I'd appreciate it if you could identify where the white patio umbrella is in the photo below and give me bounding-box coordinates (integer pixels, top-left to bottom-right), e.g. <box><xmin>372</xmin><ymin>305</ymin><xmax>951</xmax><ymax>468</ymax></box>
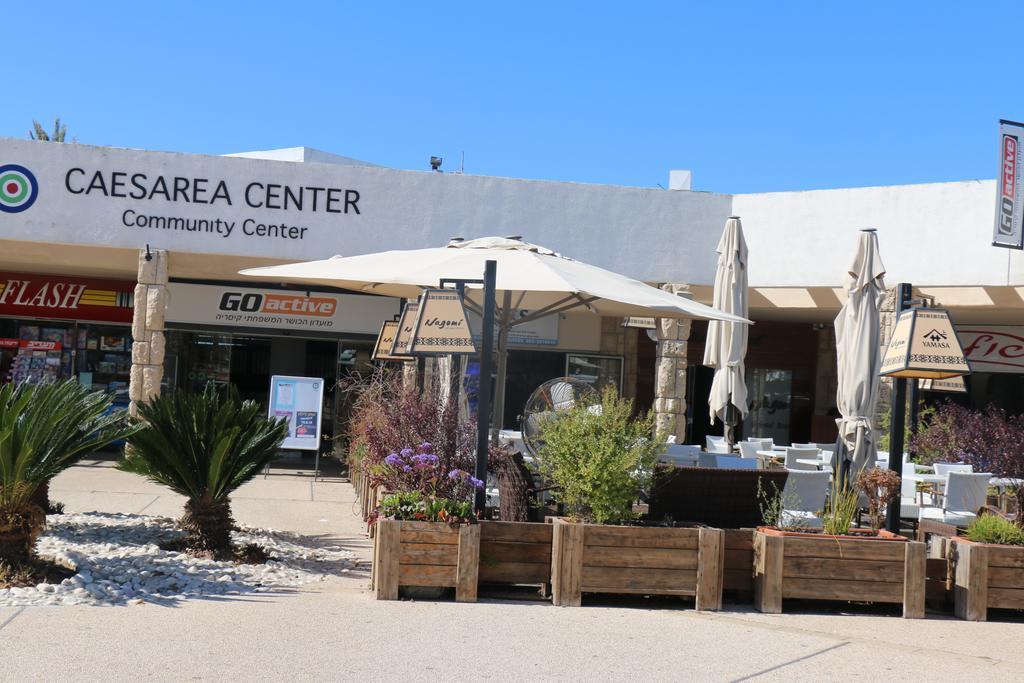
<box><xmin>240</xmin><ymin>236</ymin><xmax>749</xmax><ymax>435</ymax></box>
<box><xmin>703</xmin><ymin>217</ymin><xmax>749</xmax><ymax>446</ymax></box>
<box><xmin>834</xmin><ymin>229</ymin><xmax>887</xmax><ymax>476</ymax></box>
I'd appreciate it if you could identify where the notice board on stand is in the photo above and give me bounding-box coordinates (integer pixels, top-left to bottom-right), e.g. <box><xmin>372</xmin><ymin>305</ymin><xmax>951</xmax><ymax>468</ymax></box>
<box><xmin>268</xmin><ymin>375</ymin><xmax>324</xmax><ymax>451</ymax></box>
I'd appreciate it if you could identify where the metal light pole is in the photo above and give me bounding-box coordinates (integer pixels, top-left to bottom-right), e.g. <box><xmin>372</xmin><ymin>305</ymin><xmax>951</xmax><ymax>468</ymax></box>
<box><xmin>884</xmin><ymin>282</ymin><xmax>912</xmax><ymax>533</ymax></box>
<box><xmin>474</xmin><ymin>260</ymin><xmax>497</xmax><ymax>514</ymax></box>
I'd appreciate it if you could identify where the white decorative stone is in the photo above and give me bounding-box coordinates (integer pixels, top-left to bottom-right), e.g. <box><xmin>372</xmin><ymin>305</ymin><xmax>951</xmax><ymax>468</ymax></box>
<box><xmin>0</xmin><ymin>511</ymin><xmax>356</xmax><ymax>608</ymax></box>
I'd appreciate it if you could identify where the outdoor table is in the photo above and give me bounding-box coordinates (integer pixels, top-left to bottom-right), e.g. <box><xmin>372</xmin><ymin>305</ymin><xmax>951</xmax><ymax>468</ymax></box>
<box><xmin>756</xmin><ymin>450</ymin><xmax>785</xmax><ymax>468</ymax></box>
<box><xmin>906</xmin><ymin>473</ymin><xmax>946</xmax><ymax>485</ymax></box>
<box><xmin>795</xmin><ymin>458</ymin><xmax>833</xmax><ymax>471</ymax></box>
<box><xmin>904</xmin><ymin>472</ymin><xmax>946</xmax><ymax>508</ymax></box>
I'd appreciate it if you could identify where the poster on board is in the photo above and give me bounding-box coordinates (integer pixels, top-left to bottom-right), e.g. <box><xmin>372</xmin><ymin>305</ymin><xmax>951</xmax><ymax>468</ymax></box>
<box><xmin>268</xmin><ymin>375</ymin><xmax>324</xmax><ymax>451</ymax></box>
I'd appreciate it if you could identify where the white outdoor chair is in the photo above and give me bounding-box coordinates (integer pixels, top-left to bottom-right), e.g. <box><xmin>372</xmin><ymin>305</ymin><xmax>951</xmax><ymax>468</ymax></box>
<box><xmin>792</xmin><ymin>442</ymin><xmax>817</xmax><ymax>450</ymax></box>
<box><xmin>900</xmin><ymin>471</ymin><xmax>925</xmax><ymax>519</ymax></box>
<box><xmin>918</xmin><ymin>472</ymin><xmax>991</xmax><ymax>527</ymax></box>
<box><xmin>784</xmin><ymin>447</ymin><xmax>819</xmax><ymax>471</ymax></box>
<box><xmin>815</xmin><ymin>442</ymin><xmax>837</xmax><ymax>453</ymax></box>
<box><xmin>738</xmin><ymin>441</ymin><xmax>762</xmax><ymax>459</ymax></box>
<box><xmin>715</xmin><ymin>455</ymin><xmax>758</xmax><ymax>469</ymax></box>
<box><xmin>779</xmin><ymin>470</ymin><xmax>830</xmax><ymax>529</ymax></box>
<box><xmin>706</xmin><ymin>436</ymin><xmax>731</xmax><ymax>454</ymax></box>
<box><xmin>698</xmin><ymin>452</ymin><xmax>719</xmax><ymax>468</ymax></box>
<box><xmin>660</xmin><ymin>444</ymin><xmax>700</xmax><ymax>467</ymax></box>
<box><xmin>901</xmin><ymin>453</ymin><xmax>923</xmax><ymax>475</ymax></box>
<box><xmin>933</xmin><ymin>462</ymin><xmax>973</xmax><ymax>476</ymax></box>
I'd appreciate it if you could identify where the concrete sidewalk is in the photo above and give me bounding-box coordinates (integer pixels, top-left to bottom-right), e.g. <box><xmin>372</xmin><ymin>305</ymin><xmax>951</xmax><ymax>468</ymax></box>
<box><xmin>0</xmin><ymin>461</ymin><xmax>1022</xmax><ymax>681</ymax></box>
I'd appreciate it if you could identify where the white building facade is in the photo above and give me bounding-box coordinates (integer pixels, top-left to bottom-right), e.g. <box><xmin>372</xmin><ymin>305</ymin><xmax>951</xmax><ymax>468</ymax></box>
<box><xmin>0</xmin><ymin>137</ymin><xmax>1019</xmax><ymax>446</ymax></box>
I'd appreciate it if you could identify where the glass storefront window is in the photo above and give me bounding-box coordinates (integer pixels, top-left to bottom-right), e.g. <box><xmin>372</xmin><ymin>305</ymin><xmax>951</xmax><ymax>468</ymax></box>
<box><xmin>75</xmin><ymin>324</ymin><xmax>133</xmax><ymax>402</ymax></box>
<box><xmin>566</xmin><ymin>354</ymin><xmax>623</xmax><ymax>393</ymax></box>
<box><xmin>0</xmin><ymin>319</ymin><xmax>132</xmax><ymax>401</ymax></box>
<box><xmin>744</xmin><ymin>368</ymin><xmax>793</xmax><ymax>444</ymax></box>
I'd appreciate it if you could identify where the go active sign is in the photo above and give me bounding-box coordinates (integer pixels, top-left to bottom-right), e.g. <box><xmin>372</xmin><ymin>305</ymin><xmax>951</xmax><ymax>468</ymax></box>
<box><xmin>166</xmin><ymin>282</ymin><xmax>399</xmax><ymax>335</ymax></box>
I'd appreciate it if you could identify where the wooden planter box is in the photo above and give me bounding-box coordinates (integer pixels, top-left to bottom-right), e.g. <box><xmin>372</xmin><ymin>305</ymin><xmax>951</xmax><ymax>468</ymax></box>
<box><xmin>951</xmin><ymin>538</ymin><xmax>1024</xmax><ymax>621</ymax></box>
<box><xmin>753</xmin><ymin>528</ymin><xmax>926</xmax><ymax>618</ymax></box>
<box><xmin>723</xmin><ymin>529</ymin><xmax>755</xmax><ymax>597</ymax></box>
<box><xmin>550</xmin><ymin>519</ymin><xmax>724</xmax><ymax>609</ymax></box>
<box><xmin>478</xmin><ymin>521</ymin><xmax>553</xmax><ymax>590</ymax></box>
<box><xmin>374</xmin><ymin>520</ymin><xmax>480</xmax><ymax>602</ymax></box>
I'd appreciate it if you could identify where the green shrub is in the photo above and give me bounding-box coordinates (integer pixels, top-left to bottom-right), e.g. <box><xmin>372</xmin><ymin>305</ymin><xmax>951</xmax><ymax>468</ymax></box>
<box><xmin>535</xmin><ymin>386</ymin><xmax>664</xmax><ymax>524</ymax></box>
<box><xmin>965</xmin><ymin>514</ymin><xmax>1024</xmax><ymax>546</ymax></box>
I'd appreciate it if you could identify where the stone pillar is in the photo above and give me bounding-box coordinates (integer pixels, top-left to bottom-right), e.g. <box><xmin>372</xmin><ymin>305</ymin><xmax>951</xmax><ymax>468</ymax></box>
<box><xmin>599</xmin><ymin>317</ymin><xmax>638</xmax><ymax>399</ymax></box>
<box><xmin>129</xmin><ymin>249</ymin><xmax>169</xmax><ymax>416</ymax></box>
<box><xmin>653</xmin><ymin>284</ymin><xmax>692</xmax><ymax>442</ymax></box>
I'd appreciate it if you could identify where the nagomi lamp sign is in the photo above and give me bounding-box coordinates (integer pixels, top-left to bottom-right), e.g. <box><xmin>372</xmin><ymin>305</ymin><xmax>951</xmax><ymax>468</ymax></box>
<box><xmin>408</xmin><ymin>289</ymin><xmax>476</xmax><ymax>356</ymax></box>
<box><xmin>372</xmin><ymin>319</ymin><xmax>413</xmax><ymax>362</ymax></box>
<box><xmin>389</xmin><ymin>302</ymin><xmax>419</xmax><ymax>357</ymax></box>
<box><xmin>994</xmin><ymin>119</ymin><xmax>1024</xmax><ymax>249</ymax></box>
<box><xmin>920</xmin><ymin>376</ymin><xmax>967</xmax><ymax>393</ymax></box>
<box><xmin>880</xmin><ymin>308</ymin><xmax>971</xmax><ymax>379</ymax></box>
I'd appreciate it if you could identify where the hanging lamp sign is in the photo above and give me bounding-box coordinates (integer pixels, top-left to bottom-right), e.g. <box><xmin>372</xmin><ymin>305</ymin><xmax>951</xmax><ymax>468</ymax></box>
<box><xmin>372</xmin><ymin>319</ymin><xmax>413</xmax><ymax>362</ymax></box>
<box><xmin>920</xmin><ymin>376</ymin><xmax>967</xmax><ymax>393</ymax></box>
<box><xmin>409</xmin><ymin>288</ymin><xmax>477</xmax><ymax>355</ymax></box>
<box><xmin>880</xmin><ymin>307</ymin><xmax>971</xmax><ymax>379</ymax></box>
<box><xmin>390</xmin><ymin>301</ymin><xmax>419</xmax><ymax>357</ymax></box>
<box><xmin>621</xmin><ymin>316</ymin><xmax>656</xmax><ymax>329</ymax></box>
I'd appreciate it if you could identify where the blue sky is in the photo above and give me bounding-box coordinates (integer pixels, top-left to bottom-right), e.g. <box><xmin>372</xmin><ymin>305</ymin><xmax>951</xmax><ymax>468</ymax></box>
<box><xmin>3</xmin><ymin>2</ymin><xmax>1021</xmax><ymax>193</ymax></box>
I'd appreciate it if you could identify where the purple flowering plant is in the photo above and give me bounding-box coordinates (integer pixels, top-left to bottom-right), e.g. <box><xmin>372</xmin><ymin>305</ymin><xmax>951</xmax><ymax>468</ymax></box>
<box><xmin>378</xmin><ymin>441</ymin><xmax>483</xmax><ymax>501</ymax></box>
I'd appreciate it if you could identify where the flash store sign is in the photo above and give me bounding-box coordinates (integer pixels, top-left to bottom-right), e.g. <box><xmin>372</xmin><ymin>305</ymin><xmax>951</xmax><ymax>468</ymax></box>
<box><xmin>409</xmin><ymin>289</ymin><xmax>476</xmax><ymax>355</ymax></box>
<box><xmin>880</xmin><ymin>308</ymin><xmax>971</xmax><ymax>379</ymax></box>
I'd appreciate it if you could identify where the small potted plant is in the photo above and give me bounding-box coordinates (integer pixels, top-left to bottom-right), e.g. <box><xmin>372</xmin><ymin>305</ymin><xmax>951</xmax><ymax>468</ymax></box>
<box><xmin>754</xmin><ymin>467</ymin><xmax>927</xmax><ymax>618</ymax></box>
<box><xmin>536</xmin><ymin>387</ymin><xmax>725</xmax><ymax>609</ymax></box>
<box><xmin>371</xmin><ymin>442</ymin><xmax>483</xmax><ymax>602</ymax></box>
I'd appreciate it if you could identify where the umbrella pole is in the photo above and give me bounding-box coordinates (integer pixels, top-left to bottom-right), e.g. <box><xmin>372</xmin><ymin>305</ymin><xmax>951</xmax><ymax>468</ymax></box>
<box><xmin>885</xmin><ymin>282</ymin><xmax>913</xmax><ymax>533</ymax></box>
<box><xmin>490</xmin><ymin>291</ymin><xmax>514</xmax><ymax>445</ymax></box>
<box><xmin>474</xmin><ymin>260</ymin><xmax>498</xmax><ymax>515</ymax></box>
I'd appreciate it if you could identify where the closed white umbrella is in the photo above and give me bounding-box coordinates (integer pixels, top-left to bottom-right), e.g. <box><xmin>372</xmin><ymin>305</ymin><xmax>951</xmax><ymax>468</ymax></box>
<box><xmin>703</xmin><ymin>217</ymin><xmax>749</xmax><ymax>446</ymax></box>
<box><xmin>241</xmin><ymin>236</ymin><xmax>749</xmax><ymax>434</ymax></box>
<box><xmin>834</xmin><ymin>229</ymin><xmax>887</xmax><ymax>475</ymax></box>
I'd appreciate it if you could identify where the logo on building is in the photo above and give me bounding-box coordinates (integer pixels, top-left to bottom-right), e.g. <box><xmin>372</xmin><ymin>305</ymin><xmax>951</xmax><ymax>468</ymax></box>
<box><xmin>922</xmin><ymin>328</ymin><xmax>948</xmax><ymax>343</ymax></box>
<box><xmin>218</xmin><ymin>291</ymin><xmax>337</xmax><ymax>317</ymax></box>
<box><xmin>0</xmin><ymin>164</ymin><xmax>39</xmax><ymax>213</ymax></box>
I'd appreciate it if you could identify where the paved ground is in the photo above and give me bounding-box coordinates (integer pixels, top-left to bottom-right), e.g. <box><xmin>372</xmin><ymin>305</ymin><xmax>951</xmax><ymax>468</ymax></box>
<box><xmin>1</xmin><ymin>458</ymin><xmax>1022</xmax><ymax>681</ymax></box>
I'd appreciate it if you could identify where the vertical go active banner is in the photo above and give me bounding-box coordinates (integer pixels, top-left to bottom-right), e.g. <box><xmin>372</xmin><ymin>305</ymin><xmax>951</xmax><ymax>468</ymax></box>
<box><xmin>994</xmin><ymin>119</ymin><xmax>1024</xmax><ymax>249</ymax></box>
<box><xmin>268</xmin><ymin>375</ymin><xmax>324</xmax><ymax>451</ymax></box>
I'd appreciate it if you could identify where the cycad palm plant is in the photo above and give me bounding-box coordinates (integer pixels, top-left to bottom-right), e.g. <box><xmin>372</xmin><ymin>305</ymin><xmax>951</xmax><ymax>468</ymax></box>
<box><xmin>119</xmin><ymin>385</ymin><xmax>287</xmax><ymax>557</ymax></box>
<box><xmin>0</xmin><ymin>380</ymin><xmax>135</xmax><ymax>566</ymax></box>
